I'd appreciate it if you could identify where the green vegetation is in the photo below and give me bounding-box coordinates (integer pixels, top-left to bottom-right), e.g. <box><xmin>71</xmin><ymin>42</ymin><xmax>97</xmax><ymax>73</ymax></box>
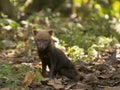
<box><xmin>0</xmin><ymin>64</ymin><xmax>33</xmax><ymax>88</ymax></box>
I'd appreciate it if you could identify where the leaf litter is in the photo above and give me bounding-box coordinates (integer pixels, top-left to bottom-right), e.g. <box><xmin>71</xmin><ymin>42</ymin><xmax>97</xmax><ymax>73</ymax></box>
<box><xmin>0</xmin><ymin>44</ymin><xmax>120</xmax><ymax>90</ymax></box>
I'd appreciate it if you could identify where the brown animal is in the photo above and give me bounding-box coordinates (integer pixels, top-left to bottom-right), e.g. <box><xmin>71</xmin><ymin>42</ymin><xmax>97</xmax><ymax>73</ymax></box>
<box><xmin>34</xmin><ymin>30</ymin><xmax>82</xmax><ymax>81</ymax></box>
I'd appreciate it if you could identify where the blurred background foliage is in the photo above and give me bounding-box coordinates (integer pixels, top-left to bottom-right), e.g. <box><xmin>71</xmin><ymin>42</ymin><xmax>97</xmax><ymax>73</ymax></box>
<box><xmin>0</xmin><ymin>0</ymin><xmax>120</xmax><ymax>61</ymax></box>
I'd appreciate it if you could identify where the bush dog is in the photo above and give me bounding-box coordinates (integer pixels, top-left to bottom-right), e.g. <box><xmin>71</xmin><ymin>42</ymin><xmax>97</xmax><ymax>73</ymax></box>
<box><xmin>34</xmin><ymin>30</ymin><xmax>82</xmax><ymax>81</ymax></box>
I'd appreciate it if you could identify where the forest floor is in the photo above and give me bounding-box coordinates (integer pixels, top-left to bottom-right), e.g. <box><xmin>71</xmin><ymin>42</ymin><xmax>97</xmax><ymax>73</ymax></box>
<box><xmin>0</xmin><ymin>44</ymin><xmax>120</xmax><ymax>90</ymax></box>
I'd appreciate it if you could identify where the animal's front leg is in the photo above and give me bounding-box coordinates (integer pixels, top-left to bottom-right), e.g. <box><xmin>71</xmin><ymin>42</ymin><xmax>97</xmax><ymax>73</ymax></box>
<box><xmin>41</xmin><ymin>62</ymin><xmax>47</xmax><ymax>77</ymax></box>
<box><xmin>49</xmin><ymin>57</ymin><xmax>57</xmax><ymax>79</ymax></box>
<box><xmin>49</xmin><ymin>63</ymin><xmax>56</xmax><ymax>78</ymax></box>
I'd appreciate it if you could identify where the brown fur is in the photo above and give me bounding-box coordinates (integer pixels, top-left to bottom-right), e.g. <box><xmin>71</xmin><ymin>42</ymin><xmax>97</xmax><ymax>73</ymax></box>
<box><xmin>34</xmin><ymin>30</ymin><xmax>52</xmax><ymax>40</ymax></box>
<box><xmin>34</xmin><ymin>30</ymin><xmax>82</xmax><ymax>81</ymax></box>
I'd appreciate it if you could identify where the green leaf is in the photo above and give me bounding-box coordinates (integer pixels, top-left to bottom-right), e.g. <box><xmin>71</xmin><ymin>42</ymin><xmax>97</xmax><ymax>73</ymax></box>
<box><xmin>0</xmin><ymin>19</ymin><xmax>19</xmax><ymax>28</ymax></box>
<box><xmin>2</xmin><ymin>40</ymin><xmax>13</xmax><ymax>47</ymax></box>
<box><xmin>34</xmin><ymin>71</ymin><xmax>44</xmax><ymax>81</ymax></box>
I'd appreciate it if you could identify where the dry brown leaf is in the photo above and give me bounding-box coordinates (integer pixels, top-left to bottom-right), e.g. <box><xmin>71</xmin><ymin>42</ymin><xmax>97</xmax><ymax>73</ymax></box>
<box><xmin>75</xmin><ymin>82</ymin><xmax>92</xmax><ymax>90</ymax></box>
<box><xmin>99</xmin><ymin>74</ymin><xmax>111</xmax><ymax>79</ymax></box>
<box><xmin>104</xmin><ymin>86</ymin><xmax>120</xmax><ymax>90</ymax></box>
<box><xmin>84</xmin><ymin>74</ymin><xmax>98</xmax><ymax>83</ymax></box>
<box><xmin>22</xmin><ymin>71</ymin><xmax>35</xmax><ymax>87</ymax></box>
<box><xmin>112</xmin><ymin>71</ymin><xmax>120</xmax><ymax>79</ymax></box>
<box><xmin>117</xmin><ymin>64</ymin><xmax>120</xmax><ymax>68</ymax></box>
<box><xmin>52</xmin><ymin>83</ymin><xmax>64</xmax><ymax>89</ymax></box>
<box><xmin>48</xmin><ymin>79</ymin><xmax>64</xmax><ymax>89</ymax></box>
<box><xmin>65</xmin><ymin>83</ymin><xmax>76</xmax><ymax>89</ymax></box>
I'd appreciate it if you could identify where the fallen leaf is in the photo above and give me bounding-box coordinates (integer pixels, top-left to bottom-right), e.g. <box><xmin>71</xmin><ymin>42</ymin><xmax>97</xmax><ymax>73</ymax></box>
<box><xmin>84</xmin><ymin>74</ymin><xmax>98</xmax><ymax>84</ymax></box>
<box><xmin>22</xmin><ymin>71</ymin><xmax>35</xmax><ymax>87</ymax></box>
<box><xmin>98</xmin><ymin>74</ymin><xmax>111</xmax><ymax>79</ymax></box>
<box><xmin>75</xmin><ymin>82</ymin><xmax>92</xmax><ymax>90</ymax></box>
<box><xmin>65</xmin><ymin>83</ymin><xmax>76</xmax><ymax>89</ymax></box>
<box><xmin>104</xmin><ymin>86</ymin><xmax>120</xmax><ymax>90</ymax></box>
<box><xmin>48</xmin><ymin>79</ymin><xmax>64</xmax><ymax>89</ymax></box>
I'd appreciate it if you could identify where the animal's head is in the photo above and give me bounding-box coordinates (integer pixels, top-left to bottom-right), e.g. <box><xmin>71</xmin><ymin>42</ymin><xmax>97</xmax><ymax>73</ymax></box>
<box><xmin>34</xmin><ymin>30</ymin><xmax>53</xmax><ymax>51</ymax></box>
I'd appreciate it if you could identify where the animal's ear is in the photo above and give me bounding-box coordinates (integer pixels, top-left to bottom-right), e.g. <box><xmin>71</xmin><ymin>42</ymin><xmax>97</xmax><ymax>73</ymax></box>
<box><xmin>33</xmin><ymin>30</ymin><xmax>38</xmax><ymax>35</ymax></box>
<box><xmin>48</xmin><ymin>30</ymin><xmax>53</xmax><ymax>36</ymax></box>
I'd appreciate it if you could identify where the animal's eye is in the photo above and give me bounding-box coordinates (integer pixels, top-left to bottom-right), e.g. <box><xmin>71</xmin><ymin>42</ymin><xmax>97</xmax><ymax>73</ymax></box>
<box><xmin>44</xmin><ymin>40</ymin><xmax>48</xmax><ymax>42</ymax></box>
<box><xmin>36</xmin><ymin>39</ymin><xmax>40</xmax><ymax>41</ymax></box>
